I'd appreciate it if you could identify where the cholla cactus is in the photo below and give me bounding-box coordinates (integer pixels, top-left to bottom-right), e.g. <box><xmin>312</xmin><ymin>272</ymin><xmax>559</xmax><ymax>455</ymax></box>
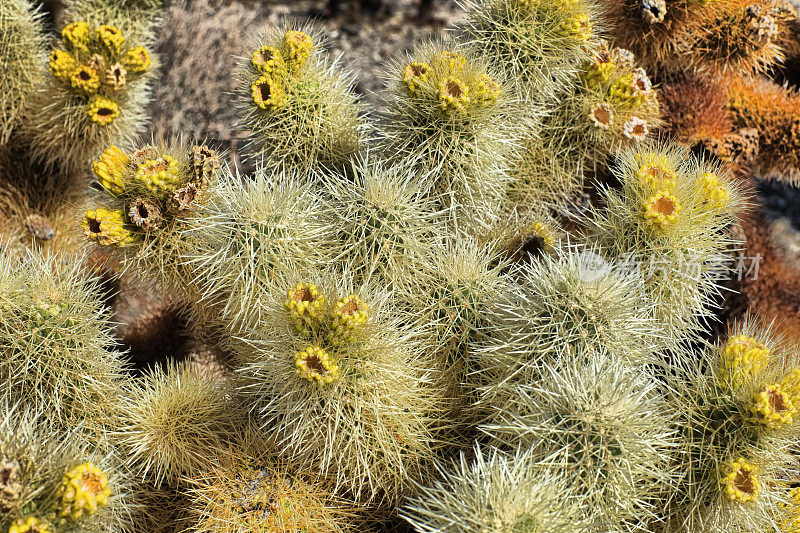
<box><xmin>233</xmin><ymin>268</ymin><xmax>447</xmax><ymax>505</ymax></box>
<box><xmin>0</xmin><ymin>249</ymin><xmax>126</xmax><ymax>427</ymax></box>
<box><xmin>379</xmin><ymin>42</ymin><xmax>522</xmax><ymax>234</ymax></box>
<box><xmin>0</xmin><ymin>0</ymin><xmax>46</xmax><ymax>145</ymax></box>
<box><xmin>318</xmin><ymin>157</ymin><xmax>444</xmax><ymax>287</ymax></box>
<box><xmin>19</xmin><ymin>14</ymin><xmax>159</xmax><ymax>173</ymax></box>
<box><xmin>456</xmin><ymin>0</ymin><xmax>601</xmax><ymax>103</ymax></box>
<box><xmin>401</xmin><ymin>446</ymin><xmax>587</xmax><ymax>532</ymax></box>
<box><xmin>236</xmin><ymin>24</ymin><xmax>362</xmax><ymax>171</ymax></box>
<box><xmin>665</xmin><ymin>318</ymin><xmax>800</xmax><ymax>531</ymax></box>
<box><xmin>184</xmin><ymin>440</ymin><xmax>358</xmax><ymax>532</ymax></box>
<box><xmin>112</xmin><ymin>361</ymin><xmax>241</xmax><ymax>486</ymax></box>
<box><xmin>0</xmin><ymin>402</ymin><xmax>131</xmax><ymax>532</ymax></box>
<box><xmin>181</xmin><ymin>164</ymin><xmax>332</xmax><ymax>333</ymax></box>
<box><xmin>727</xmin><ymin>76</ymin><xmax>800</xmax><ymax>185</ymax></box>
<box><xmin>582</xmin><ymin>141</ymin><xmax>746</xmax><ymax>342</ymax></box>
<box><xmin>82</xmin><ymin>140</ymin><xmax>221</xmax><ymax>297</ymax></box>
<box><xmin>479</xmin><ymin>352</ymin><xmax>679</xmax><ymax>531</ymax></box>
<box><xmin>475</xmin><ymin>244</ymin><xmax>658</xmax><ymax>407</ymax></box>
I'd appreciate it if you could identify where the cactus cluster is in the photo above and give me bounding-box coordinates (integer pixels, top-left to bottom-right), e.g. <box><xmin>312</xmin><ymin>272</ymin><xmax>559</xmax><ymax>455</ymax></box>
<box><xmin>0</xmin><ymin>0</ymin><xmax>799</xmax><ymax>531</ymax></box>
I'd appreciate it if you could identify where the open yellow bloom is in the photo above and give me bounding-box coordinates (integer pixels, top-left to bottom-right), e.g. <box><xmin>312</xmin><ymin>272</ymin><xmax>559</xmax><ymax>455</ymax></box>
<box><xmin>70</xmin><ymin>65</ymin><xmax>100</xmax><ymax>95</ymax></box>
<box><xmin>59</xmin><ymin>462</ymin><xmax>112</xmax><ymax>520</ymax></box>
<box><xmin>644</xmin><ymin>191</ymin><xmax>682</xmax><ymax>230</ymax></box>
<box><xmin>636</xmin><ymin>156</ymin><xmax>677</xmax><ymax>190</ymax></box>
<box><xmin>402</xmin><ymin>61</ymin><xmax>429</xmax><ymax>95</ymax></box>
<box><xmin>97</xmin><ymin>25</ymin><xmax>124</xmax><ymax>55</ymax></box>
<box><xmin>9</xmin><ymin>516</ymin><xmax>52</xmax><ymax>533</ymax></box>
<box><xmin>251</xmin><ymin>75</ymin><xmax>287</xmax><ymax>111</ymax></box>
<box><xmin>62</xmin><ymin>21</ymin><xmax>90</xmax><ymax>51</ymax></box>
<box><xmin>135</xmin><ymin>155</ymin><xmax>181</xmax><ymax>194</ymax></box>
<box><xmin>251</xmin><ymin>45</ymin><xmax>286</xmax><ymax>74</ymax></box>
<box><xmin>122</xmin><ymin>46</ymin><xmax>151</xmax><ymax>73</ymax></box>
<box><xmin>282</xmin><ymin>30</ymin><xmax>313</xmax><ymax>70</ymax></box>
<box><xmin>433</xmin><ymin>50</ymin><xmax>466</xmax><ymax>71</ymax></box>
<box><xmin>295</xmin><ymin>346</ymin><xmax>340</xmax><ymax>384</ymax></box>
<box><xmin>720</xmin><ymin>334</ymin><xmax>770</xmax><ymax>384</ymax></box>
<box><xmin>92</xmin><ymin>145</ymin><xmax>130</xmax><ymax>195</ymax></box>
<box><xmin>284</xmin><ymin>283</ymin><xmax>326</xmax><ymax>331</ymax></box>
<box><xmin>82</xmin><ymin>208</ymin><xmax>136</xmax><ymax>246</ymax></box>
<box><xmin>438</xmin><ymin>77</ymin><xmax>471</xmax><ymax>112</ymax></box>
<box><xmin>49</xmin><ymin>49</ymin><xmax>77</xmax><ymax>81</ymax></box>
<box><xmin>87</xmin><ymin>97</ymin><xmax>120</xmax><ymax>125</ymax></box>
<box><xmin>720</xmin><ymin>458</ymin><xmax>760</xmax><ymax>503</ymax></box>
<box><xmin>751</xmin><ymin>383</ymin><xmax>796</xmax><ymax>429</ymax></box>
<box><xmin>699</xmin><ymin>172</ymin><xmax>730</xmax><ymax>211</ymax></box>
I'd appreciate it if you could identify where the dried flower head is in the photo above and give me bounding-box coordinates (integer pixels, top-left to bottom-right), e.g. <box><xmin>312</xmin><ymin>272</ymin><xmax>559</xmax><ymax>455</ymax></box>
<box><xmin>105</xmin><ymin>63</ymin><xmax>126</xmax><ymax>90</ymax></box>
<box><xmin>49</xmin><ymin>49</ymin><xmax>76</xmax><ymax>81</ymax></box>
<box><xmin>86</xmin><ymin>96</ymin><xmax>119</xmax><ymax>125</ymax></box>
<box><xmin>70</xmin><ymin>65</ymin><xmax>100</xmax><ymax>95</ymax></box>
<box><xmin>82</xmin><ymin>208</ymin><xmax>136</xmax><ymax>246</ymax></box>
<box><xmin>0</xmin><ymin>460</ymin><xmax>23</xmax><ymax>512</ymax></box>
<box><xmin>191</xmin><ymin>145</ymin><xmax>219</xmax><ymax>187</ymax></box>
<box><xmin>58</xmin><ymin>462</ymin><xmax>111</xmax><ymax>520</ymax></box>
<box><xmin>623</xmin><ymin>117</ymin><xmax>649</xmax><ymax>141</ymax></box>
<box><xmin>589</xmin><ymin>102</ymin><xmax>614</xmax><ymax>129</ymax></box>
<box><xmin>23</xmin><ymin>214</ymin><xmax>55</xmax><ymax>241</ymax></box>
<box><xmin>294</xmin><ymin>346</ymin><xmax>339</xmax><ymax>384</ymax></box>
<box><xmin>641</xmin><ymin>0</ymin><xmax>667</xmax><ymax>23</ymax></box>
<box><xmin>122</xmin><ymin>46</ymin><xmax>151</xmax><ymax>73</ymax></box>
<box><xmin>721</xmin><ymin>458</ymin><xmax>761</xmax><ymax>503</ymax></box>
<box><xmin>251</xmin><ymin>75</ymin><xmax>286</xmax><ymax>111</ymax></box>
<box><xmin>751</xmin><ymin>383</ymin><xmax>796</xmax><ymax>429</ymax></box>
<box><xmin>644</xmin><ymin>190</ymin><xmax>682</xmax><ymax>229</ymax></box>
<box><xmin>168</xmin><ymin>183</ymin><xmax>200</xmax><ymax>214</ymax></box>
<box><xmin>251</xmin><ymin>45</ymin><xmax>285</xmax><ymax>74</ymax></box>
<box><xmin>128</xmin><ymin>198</ymin><xmax>164</xmax><ymax>231</ymax></box>
<box><xmin>96</xmin><ymin>25</ymin><xmax>123</xmax><ymax>55</ymax></box>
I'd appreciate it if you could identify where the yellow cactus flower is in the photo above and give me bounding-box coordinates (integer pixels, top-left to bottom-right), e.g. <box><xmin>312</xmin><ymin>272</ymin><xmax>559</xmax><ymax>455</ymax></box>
<box><xmin>122</xmin><ymin>46</ymin><xmax>151</xmax><ymax>73</ymax></box>
<box><xmin>585</xmin><ymin>60</ymin><xmax>615</xmax><ymax>87</ymax></box>
<box><xmin>251</xmin><ymin>45</ymin><xmax>286</xmax><ymax>74</ymax></box>
<box><xmin>720</xmin><ymin>458</ymin><xmax>760</xmax><ymax>503</ymax></box>
<box><xmin>610</xmin><ymin>73</ymin><xmax>649</xmax><ymax>106</ymax></box>
<box><xmin>282</xmin><ymin>30</ymin><xmax>313</xmax><ymax>70</ymax></box>
<box><xmin>698</xmin><ymin>172</ymin><xmax>731</xmax><ymax>211</ymax></box>
<box><xmin>636</xmin><ymin>158</ymin><xmax>677</xmax><ymax>190</ymax></box>
<box><xmin>82</xmin><ymin>208</ymin><xmax>136</xmax><ymax>246</ymax></box>
<box><xmin>251</xmin><ymin>75</ymin><xmax>287</xmax><ymax>111</ymax></box>
<box><xmin>295</xmin><ymin>346</ymin><xmax>340</xmax><ymax>384</ymax></box>
<box><xmin>561</xmin><ymin>13</ymin><xmax>592</xmax><ymax>41</ymax></box>
<box><xmin>720</xmin><ymin>334</ymin><xmax>770</xmax><ymax>384</ymax></box>
<box><xmin>331</xmin><ymin>295</ymin><xmax>368</xmax><ymax>340</ymax></box>
<box><xmin>402</xmin><ymin>61</ymin><xmax>429</xmax><ymax>95</ymax></box>
<box><xmin>92</xmin><ymin>145</ymin><xmax>130</xmax><ymax>195</ymax></box>
<box><xmin>59</xmin><ymin>462</ymin><xmax>112</xmax><ymax>520</ymax></box>
<box><xmin>527</xmin><ymin>222</ymin><xmax>556</xmax><ymax>250</ymax></box>
<box><xmin>781</xmin><ymin>368</ymin><xmax>800</xmax><ymax>398</ymax></box>
<box><xmin>473</xmin><ymin>74</ymin><xmax>501</xmax><ymax>106</ymax></box>
<box><xmin>433</xmin><ymin>50</ymin><xmax>466</xmax><ymax>71</ymax></box>
<box><xmin>70</xmin><ymin>65</ymin><xmax>100</xmax><ymax>95</ymax></box>
<box><xmin>751</xmin><ymin>383</ymin><xmax>796</xmax><ymax>429</ymax></box>
<box><xmin>9</xmin><ymin>516</ymin><xmax>52</xmax><ymax>533</ymax></box>
<box><xmin>49</xmin><ymin>49</ymin><xmax>77</xmax><ymax>81</ymax></box>
<box><xmin>135</xmin><ymin>155</ymin><xmax>181</xmax><ymax>194</ymax></box>
<box><xmin>86</xmin><ymin>97</ymin><xmax>120</xmax><ymax>126</ymax></box>
<box><xmin>784</xmin><ymin>487</ymin><xmax>800</xmax><ymax>532</ymax></box>
<box><xmin>97</xmin><ymin>25</ymin><xmax>124</xmax><ymax>55</ymax></box>
<box><xmin>438</xmin><ymin>77</ymin><xmax>471</xmax><ymax>112</ymax></box>
<box><xmin>62</xmin><ymin>21</ymin><xmax>90</xmax><ymax>51</ymax></box>
<box><xmin>644</xmin><ymin>191</ymin><xmax>682</xmax><ymax>230</ymax></box>
<box><xmin>284</xmin><ymin>283</ymin><xmax>326</xmax><ymax>331</ymax></box>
